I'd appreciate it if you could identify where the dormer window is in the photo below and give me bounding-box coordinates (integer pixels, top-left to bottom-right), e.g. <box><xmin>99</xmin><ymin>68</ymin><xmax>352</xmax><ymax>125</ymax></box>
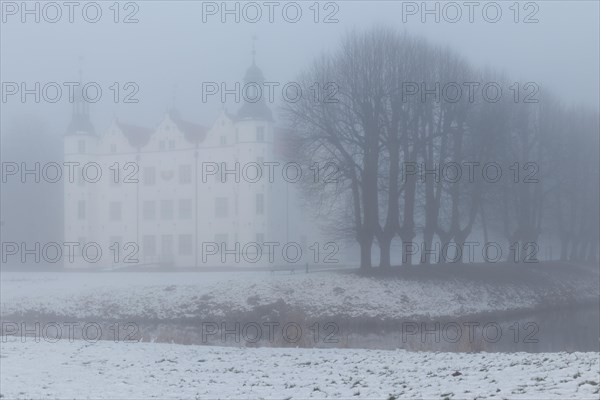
<box><xmin>169</xmin><ymin>140</ymin><xmax>175</xmax><ymax>149</ymax></box>
<box><xmin>110</xmin><ymin>144</ymin><xmax>117</xmax><ymax>153</ymax></box>
<box><xmin>159</xmin><ymin>140</ymin><xmax>165</xmax><ymax>151</ymax></box>
<box><xmin>220</xmin><ymin>136</ymin><xmax>227</xmax><ymax>146</ymax></box>
<box><xmin>78</xmin><ymin>140</ymin><xmax>86</xmax><ymax>154</ymax></box>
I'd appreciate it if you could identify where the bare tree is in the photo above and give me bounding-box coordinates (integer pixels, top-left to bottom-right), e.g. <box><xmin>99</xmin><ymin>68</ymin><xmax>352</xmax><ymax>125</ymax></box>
<box><xmin>285</xmin><ymin>25</ymin><xmax>599</xmax><ymax>269</ymax></box>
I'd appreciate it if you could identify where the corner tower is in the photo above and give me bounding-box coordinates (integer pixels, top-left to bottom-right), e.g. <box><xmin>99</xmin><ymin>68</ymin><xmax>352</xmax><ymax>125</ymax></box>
<box><xmin>234</xmin><ymin>50</ymin><xmax>275</xmax><ymax>258</ymax></box>
<box><xmin>63</xmin><ymin>62</ymin><xmax>98</xmax><ymax>267</ymax></box>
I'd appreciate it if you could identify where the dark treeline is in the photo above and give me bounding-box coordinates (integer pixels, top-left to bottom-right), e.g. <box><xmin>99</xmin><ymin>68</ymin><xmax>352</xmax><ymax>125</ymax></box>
<box><xmin>284</xmin><ymin>27</ymin><xmax>599</xmax><ymax>268</ymax></box>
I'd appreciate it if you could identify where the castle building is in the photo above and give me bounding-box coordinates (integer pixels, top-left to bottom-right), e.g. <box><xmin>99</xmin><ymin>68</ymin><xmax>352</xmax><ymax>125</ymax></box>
<box><xmin>63</xmin><ymin>60</ymin><xmax>314</xmax><ymax>268</ymax></box>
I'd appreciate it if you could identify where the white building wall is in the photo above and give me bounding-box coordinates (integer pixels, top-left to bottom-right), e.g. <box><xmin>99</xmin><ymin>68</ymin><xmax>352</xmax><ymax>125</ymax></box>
<box><xmin>64</xmin><ymin>109</ymin><xmax>323</xmax><ymax>268</ymax></box>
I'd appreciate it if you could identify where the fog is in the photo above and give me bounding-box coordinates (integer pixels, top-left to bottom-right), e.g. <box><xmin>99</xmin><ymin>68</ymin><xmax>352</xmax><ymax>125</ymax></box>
<box><xmin>2</xmin><ymin>1</ymin><xmax>599</xmax><ymax>259</ymax></box>
<box><xmin>1</xmin><ymin>1</ymin><xmax>599</xmax><ymax>398</ymax></box>
<box><xmin>2</xmin><ymin>2</ymin><xmax>598</xmax><ymax>129</ymax></box>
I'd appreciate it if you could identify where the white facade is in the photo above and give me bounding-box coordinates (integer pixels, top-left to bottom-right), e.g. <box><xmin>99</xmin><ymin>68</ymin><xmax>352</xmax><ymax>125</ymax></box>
<box><xmin>64</xmin><ymin>63</ymin><xmax>314</xmax><ymax>268</ymax></box>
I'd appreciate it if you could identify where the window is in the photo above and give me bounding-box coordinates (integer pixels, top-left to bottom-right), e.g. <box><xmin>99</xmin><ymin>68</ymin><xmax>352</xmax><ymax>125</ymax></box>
<box><xmin>78</xmin><ymin>140</ymin><xmax>86</xmax><ymax>153</ymax></box>
<box><xmin>143</xmin><ymin>201</ymin><xmax>155</xmax><ymax>220</ymax></box>
<box><xmin>235</xmin><ymin>128</ymin><xmax>239</xmax><ymax>143</ymax></box>
<box><xmin>77</xmin><ymin>168</ymin><xmax>85</xmax><ymax>186</ymax></box>
<box><xmin>178</xmin><ymin>234</ymin><xmax>192</xmax><ymax>255</ymax></box>
<box><xmin>110</xmin><ymin>165</ymin><xmax>120</xmax><ymax>187</ymax></box>
<box><xmin>161</xmin><ymin>235</ymin><xmax>173</xmax><ymax>256</ymax></box>
<box><xmin>214</xmin><ymin>234</ymin><xmax>228</xmax><ymax>245</ymax></box>
<box><xmin>160</xmin><ymin>199</ymin><xmax>174</xmax><ymax>220</ymax></box>
<box><xmin>143</xmin><ymin>235</ymin><xmax>156</xmax><ymax>257</ymax></box>
<box><xmin>220</xmin><ymin>136</ymin><xmax>226</xmax><ymax>146</ymax></box>
<box><xmin>256</xmin><ymin>233</ymin><xmax>264</xmax><ymax>244</ymax></box>
<box><xmin>110</xmin><ymin>143</ymin><xmax>117</xmax><ymax>153</ymax></box>
<box><xmin>256</xmin><ymin>127</ymin><xmax>265</xmax><ymax>142</ymax></box>
<box><xmin>215</xmin><ymin>197</ymin><xmax>228</xmax><ymax>218</ymax></box>
<box><xmin>178</xmin><ymin>199</ymin><xmax>192</xmax><ymax>219</ymax></box>
<box><xmin>109</xmin><ymin>202</ymin><xmax>122</xmax><ymax>221</ymax></box>
<box><xmin>256</xmin><ymin>193</ymin><xmax>264</xmax><ymax>215</ymax></box>
<box><xmin>179</xmin><ymin>165</ymin><xmax>192</xmax><ymax>184</ymax></box>
<box><xmin>159</xmin><ymin>141</ymin><xmax>165</xmax><ymax>151</ymax></box>
<box><xmin>144</xmin><ymin>167</ymin><xmax>156</xmax><ymax>186</ymax></box>
<box><xmin>169</xmin><ymin>140</ymin><xmax>175</xmax><ymax>149</ymax></box>
<box><xmin>77</xmin><ymin>200</ymin><xmax>85</xmax><ymax>220</ymax></box>
<box><xmin>109</xmin><ymin>236</ymin><xmax>123</xmax><ymax>249</ymax></box>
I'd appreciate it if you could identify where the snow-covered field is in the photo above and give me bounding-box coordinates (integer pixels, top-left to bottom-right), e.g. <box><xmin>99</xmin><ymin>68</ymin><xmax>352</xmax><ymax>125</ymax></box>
<box><xmin>1</xmin><ymin>268</ymin><xmax>598</xmax><ymax>398</ymax></box>
<box><xmin>1</xmin><ymin>266</ymin><xmax>597</xmax><ymax>321</ymax></box>
<box><xmin>1</xmin><ymin>338</ymin><xmax>598</xmax><ymax>399</ymax></box>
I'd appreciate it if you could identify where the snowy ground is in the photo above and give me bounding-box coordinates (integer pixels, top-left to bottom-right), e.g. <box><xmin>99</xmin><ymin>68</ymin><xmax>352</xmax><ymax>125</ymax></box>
<box><xmin>1</xmin><ymin>337</ymin><xmax>598</xmax><ymax>399</ymax></box>
<box><xmin>1</xmin><ymin>265</ymin><xmax>598</xmax><ymax>322</ymax></box>
<box><xmin>1</xmin><ymin>267</ymin><xmax>598</xmax><ymax>398</ymax></box>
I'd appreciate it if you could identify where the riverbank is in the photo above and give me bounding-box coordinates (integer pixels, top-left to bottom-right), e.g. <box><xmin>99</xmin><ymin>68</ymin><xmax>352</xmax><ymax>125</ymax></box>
<box><xmin>2</xmin><ymin>263</ymin><xmax>597</xmax><ymax>323</ymax></box>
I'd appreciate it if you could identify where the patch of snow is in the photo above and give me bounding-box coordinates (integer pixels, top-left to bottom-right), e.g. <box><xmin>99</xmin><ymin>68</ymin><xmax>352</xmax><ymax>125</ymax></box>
<box><xmin>1</xmin><ymin>338</ymin><xmax>598</xmax><ymax>399</ymax></box>
<box><xmin>1</xmin><ymin>270</ymin><xmax>597</xmax><ymax>321</ymax></box>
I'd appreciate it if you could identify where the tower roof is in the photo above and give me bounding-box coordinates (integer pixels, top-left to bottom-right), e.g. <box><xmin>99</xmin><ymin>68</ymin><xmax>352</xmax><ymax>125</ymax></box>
<box><xmin>65</xmin><ymin>111</ymin><xmax>96</xmax><ymax>136</ymax></box>
<box><xmin>244</xmin><ymin>62</ymin><xmax>266</xmax><ymax>84</ymax></box>
<box><xmin>237</xmin><ymin>61</ymin><xmax>273</xmax><ymax>122</ymax></box>
<box><xmin>65</xmin><ymin>58</ymin><xmax>96</xmax><ymax>136</ymax></box>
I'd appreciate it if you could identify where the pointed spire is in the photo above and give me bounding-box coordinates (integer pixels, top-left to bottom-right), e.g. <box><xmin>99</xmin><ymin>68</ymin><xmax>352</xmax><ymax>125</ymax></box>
<box><xmin>251</xmin><ymin>34</ymin><xmax>257</xmax><ymax>65</ymax></box>
<box><xmin>239</xmin><ymin>40</ymin><xmax>273</xmax><ymax>122</ymax></box>
<box><xmin>74</xmin><ymin>55</ymin><xmax>87</xmax><ymax>116</ymax></box>
<box><xmin>65</xmin><ymin>56</ymin><xmax>95</xmax><ymax>136</ymax></box>
<box><xmin>78</xmin><ymin>55</ymin><xmax>83</xmax><ymax>83</ymax></box>
<box><xmin>171</xmin><ymin>83</ymin><xmax>178</xmax><ymax>110</ymax></box>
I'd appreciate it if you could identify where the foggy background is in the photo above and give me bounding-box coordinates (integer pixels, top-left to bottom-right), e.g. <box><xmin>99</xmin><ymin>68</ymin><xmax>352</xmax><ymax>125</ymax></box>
<box><xmin>1</xmin><ymin>0</ymin><xmax>599</xmax><ymax>263</ymax></box>
<box><xmin>1</xmin><ymin>3</ymin><xmax>600</xmax><ymax>397</ymax></box>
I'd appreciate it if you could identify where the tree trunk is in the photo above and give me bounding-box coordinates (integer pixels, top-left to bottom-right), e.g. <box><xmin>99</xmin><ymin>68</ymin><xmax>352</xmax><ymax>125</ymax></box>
<box><xmin>379</xmin><ymin>238</ymin><xmax>391</xmax><ymax>268</ymax></box>
<box><xmin>360</xmin><ymin>235</ymin><xmax>373</xmax><ymax>269</ymax></box>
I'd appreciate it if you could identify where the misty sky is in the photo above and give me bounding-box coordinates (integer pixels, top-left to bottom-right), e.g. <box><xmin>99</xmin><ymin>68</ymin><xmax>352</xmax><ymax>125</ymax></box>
<box><xmin>1</xmin><ymin>1</ymin><xmax>599</xmax><ymax>137</ymax></box>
